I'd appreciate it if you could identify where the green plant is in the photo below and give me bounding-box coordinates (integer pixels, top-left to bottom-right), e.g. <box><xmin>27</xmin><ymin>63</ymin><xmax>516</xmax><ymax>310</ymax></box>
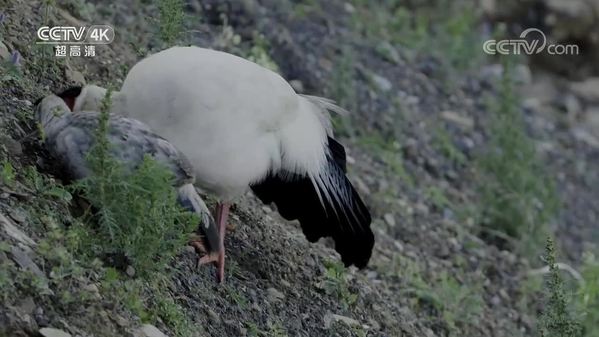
<box><xmin>539</xmin><ymin>237</ymin><xmax>582</xmax><ymax>337</ymax></box>
<box><xmin>317</xmin><ymin>259</ymin><xmax>358</xmax><ymax>309</ymax></box>
<box><xmin>156</xmin><ymin>0</ymin><xmax>186</xmax><ymax>46</ymax></box>
<box><xmin>73</xmin><ymin>89</ymin><xmax>197</xmax><ymax>275</ymax></box>
<box><xmin>395</xmin><ymin>256</ymin><xmax>482</xmax><ymax>336</ymax></box>
<box><xmin>246</xmin><ymin>33</ymin><xmax>279</xmax><ymax>73</ymax></box>
<box><xmin>0</xmin><ymin>159</ymin><xmax>15</xmax><ymax>187</ymax></box>
<box><xmin>357</xmin><ymin>133</ymin><xmax>413</xmax><ymax>187</ymax></box>
<box><xmin>425</xmin><ymin>186</ymin><xmax>452</xmax><ymax>211</ymax></box>
<box><xmin>477</xmin><ymin>57</ymin><xmax>558</xmax><ymax>254</ymax></box>
<box><xmin>578</xmin><ymin>252</ymin><xmax>599</xmax><ymax>337</ymax></box>
<box><xmin>433</xmin><ymin>125</ymin><xmax>466</xmax><ymax>165</ymax></box>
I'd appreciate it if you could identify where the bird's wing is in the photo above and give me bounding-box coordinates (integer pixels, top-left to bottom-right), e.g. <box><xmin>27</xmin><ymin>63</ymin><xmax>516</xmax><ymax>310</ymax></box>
<box><xmin>45</xmin><ymin>111</ymin><xmax>195</xmax><ymax>186</ymax></box>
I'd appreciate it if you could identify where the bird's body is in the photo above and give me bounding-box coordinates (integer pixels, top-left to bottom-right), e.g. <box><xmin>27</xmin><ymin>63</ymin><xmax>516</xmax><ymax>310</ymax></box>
<box><xmin>36</xmin><ymin>94</ymin><xmax>221</xmax><ymax>259</ymax></box>
<box><xmin>119</xmin><ymin>47</ymin><xmax>329</xmax><ymax>200</ymax></box>
<box><xmin>71</xmin><ymin>46</ymin><xmax>375</xmax><ymax>273</ymax></box>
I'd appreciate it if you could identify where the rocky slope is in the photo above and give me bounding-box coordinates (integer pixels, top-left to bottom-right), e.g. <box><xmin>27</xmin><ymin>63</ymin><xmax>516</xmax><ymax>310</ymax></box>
<box><xmin>0</xmin><ymin>1</ymin><xmax>597</xmax><ymax>337</ymax></box>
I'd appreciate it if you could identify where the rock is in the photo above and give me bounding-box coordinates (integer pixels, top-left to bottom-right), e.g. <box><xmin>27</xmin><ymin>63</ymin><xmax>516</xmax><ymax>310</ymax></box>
<box><xmin>1</xmin><ymin>212</ymin><xmax>36</xmax><ymax>246</ymax></box>
<box><xmin>10</xmin><ymin>246</ymin><xmax>44</xmax><ymax>278</ymax></box>
<box><xmin>136</xmin><ymin>324</ymin><xmax>168</xmax><ymax>337</ymax></box>
<box><xmin>323</xmin><ymin>313</ymin><xmax>360</xmax><ymax>329</ymax></box>
<box><xmin>266</xmin><ymin>287</ymin><xmax>285</xmax><ymax>302</ymax></box>
<box><xmin>9</xmin><ymin>209</ymin><xmax>26</xmax><ymax>223</ymax></box>
<box><xmin>573</xmin><ymin>127</ymin><xmax>599</xmax><ymax>148</ymax></box>
<box><xmin>0</xmin><ymin>135</ymin><xmax>22</xmax><ymax>156</ymax></box>
<box><xmin>0</xmin><ymin>41</ymin><xmax>9</xmax><ymax>61</ymax></box>
<box><xmin>343</xmin><ymin>2</ymin><xmax>355</xmax><ymax>13</ymax></box>
<box><xmin>383</xmin><ymin>213</ymin><xmax>396</xmax><ymax>227</ymax></box>
<box><xmin>126</xmin><ymin>265</ymin><xmax>135</xmax><ymax>277</ymax></box>
<box><xmin>39</xmin><ymin>328</ymin><xmax>72</xmax><ymax>337</ymax></box>
<box><xmin>370</xmin><ymin>73</ymin><xmax>393</xmax><ymax>92</ymax></box>
<box><xmin>441</xmin><ymin>111</ymin><xmax>474</xmax><ymax>129</ymax></box>
<box><xmin>65</xmin><ymin>69</ymin><xmax>86</xmax><ymax>85</ymax></box>
<box><xmin>571</xmin><ymin>78</ymin><xmax>599</xmax><ymax>103</ymax></box>
<box><xmin>83</xmin><ymin>283</ymin><xmax>101</xmax><ymax>299</ymax></box>
<box><xmin>206</xmin><ymin>308</ymin><xmax>220</xmax><ymax>324</ymax></box>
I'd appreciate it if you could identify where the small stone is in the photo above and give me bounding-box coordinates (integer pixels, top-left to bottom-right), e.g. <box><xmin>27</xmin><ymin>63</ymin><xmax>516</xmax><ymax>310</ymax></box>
<box><xmin>1</xmin><ymin>212</ymin><xmax>36</xmax><ymax>246</ymax></box>
<box><xmin>0</xmin><ymin>135</ymin><xmax>22</xmax><ymax>156</ymax></box>
<box><xmin>114</xmin><ymin>314</ymin><xmax>128</xmax><ymax>327</ymax></box>
<box><xmin>10</xmin><ymin>246</ymin><xmax>44</xmax><ymax>278</ymax></box>
<box><xmin>206</xmin><ymin>308</ymin><xmax>220</xmax><ymax>324</ymax></box>
<box><xmin>266</xmin><ymin>287</ymin><xmax>285</xmax><ymax>302</ymax></box>
<box><xmin>383</xmin><ymin>213</ymin><xmax>396</xmax><ymax>227</ymax></box>
<box><xmin>0</xmin><ymin>41</ymin><xmax>9</xmax><ymax>61</ymax></box>
<box><xmin>370</xmin><ymin>73</ymin><xmax>393</xmax><ymax>92</ymax></box>
<box><xmin>343</xmin><ymin>2</ymin><xmax>355</xmax><ymax>13</ymax></box>
<box><xmin>125</xmin><ymin>265</ymin><xmax>135</xmax><ymax>277</ymax></box>
<box><xmin>17</xmin><ymin>297</ymin><xmax>36</xmax><ymax>315</ymax></box>
<box><xmin>136</xmin><ymin>324</ymin><xmax>167</xmax><ymax>337</ymax></box>
<box><xmin>83</xmin><ymin>283</ymin><xmax>101</xmax><ymax>299</ymax></box>
<box><xmin>324</xmin><ymin>313</ymin><xmax>360</xmax><ymax>328</ymax></box>
<box><xmin>441</xmin><ymin>111</ymin><xmax>474</xmax><ymax>129</ymax></box>
<box><xmin>39</xmin><ymin>328</ymin><xmax>72</xmax><ymax>337</ymax></box>
<box><xmin>9</xmin><ymin>209</ymin><xmax>26</xmax><ymax>223</ymax></box>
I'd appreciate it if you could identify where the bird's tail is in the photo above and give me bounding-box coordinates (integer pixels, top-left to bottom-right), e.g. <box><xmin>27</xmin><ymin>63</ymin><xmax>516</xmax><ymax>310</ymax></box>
<box><xmin>251</xmin><ymin>137</ymin><xmax>374</xmax><ymax>268</ymax></box>
<box><xmin>177</xmin><ymin>184</ymin><xmax>220</xmax><ymax>253</ymax></box>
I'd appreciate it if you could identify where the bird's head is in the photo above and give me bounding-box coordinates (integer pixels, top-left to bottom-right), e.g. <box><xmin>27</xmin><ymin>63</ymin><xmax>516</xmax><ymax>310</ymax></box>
<box><xmin>57</xmin><ymin>84</ymin><xmax>108</xmax><ymax>112</ymax></box>
<box><xmin>35</xmin><ymin>94</ymin><xmax>71</xmax><ymax>128</ymax></box>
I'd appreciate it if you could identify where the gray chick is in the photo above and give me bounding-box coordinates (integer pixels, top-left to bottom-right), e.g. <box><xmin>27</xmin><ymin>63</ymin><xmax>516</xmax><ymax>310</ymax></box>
<box><xmin>36</xmin><ymin>93</ymin><xmax>222</xmax><ymax>277</ymax></box>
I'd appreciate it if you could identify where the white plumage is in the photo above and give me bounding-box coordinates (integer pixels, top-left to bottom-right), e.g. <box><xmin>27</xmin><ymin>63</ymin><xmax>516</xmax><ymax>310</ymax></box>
<box><xmin>69</xmin><ymin>46</ymin><xmax>374</xmax><ymax>278</ymax></box>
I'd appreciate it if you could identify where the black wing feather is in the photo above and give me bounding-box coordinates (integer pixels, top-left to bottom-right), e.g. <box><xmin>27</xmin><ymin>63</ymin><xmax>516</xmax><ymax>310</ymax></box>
<box><xmin>251</xmin><ymin>137</ymin><xmax>373</xmax><ymax>268</ymax></box>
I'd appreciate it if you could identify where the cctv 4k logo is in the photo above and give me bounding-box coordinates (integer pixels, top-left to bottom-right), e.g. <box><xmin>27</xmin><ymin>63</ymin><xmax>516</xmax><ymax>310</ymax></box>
<box><xmin>36</xmin><ymin>25</ymin><xmax>115</xmax><ymax>44</ymax></box>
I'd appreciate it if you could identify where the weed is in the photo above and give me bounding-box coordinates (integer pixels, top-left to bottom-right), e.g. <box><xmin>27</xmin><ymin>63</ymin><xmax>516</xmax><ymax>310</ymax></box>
<box><xmin>425</xmin><ymin>186</ymin><xmax>452</xmax><ymax>211</ymax></box>
<box><xmin>539</xmin><ymin>237</ymin><xmax>582</xmax><ymax>337</ymax></box>
<box><xmin>577</xmin><ymin>252</ymin><xmax>599</xmax><ymax>337</ymax></box>
<box><xmin>433</xmin><ymin>125</ymin><xmax>466</xmax><ymax>165</ymax></box>
<box><xmin>72</xmin><ymin>89</ymin><xmax>197</xmax><ymax>275</ymax></box>
<box><xmin>156</xmin><ymin>0</ymin><xmax>186</xmax><ymax>46</ymax></box>
<box><xmin>395</xmin><ymin>256</ymin><xmax>482</xmax><ymax>336</ymax></box>
<box><xmin>357</xmin><ymin>133</ymin><xmax>413</xmax><ymax>187</ymax></box>
<box><xmin>317</xmin><ymin>259</ymin><xmax>358</xmax><ymax>309</ymax></box>
<box><xmin>246</xmin><ymin>33</ymin><xmax>279</xmax><ymax>73</ymax></box>
<box><xmin>476</xmin><ymin>57</ymin><xmax>558</xmax><ymax>254</ymax></box>
<box><xmin>0</xmin><ymin>159</ymin><xmax>15</xmax><ymax>187</ymax></box>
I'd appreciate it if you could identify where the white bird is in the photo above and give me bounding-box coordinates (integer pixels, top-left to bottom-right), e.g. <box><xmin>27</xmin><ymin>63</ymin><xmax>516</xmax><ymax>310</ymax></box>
<box><xmin>36</xmin><ymin>92</ymin><xmax>221</xmax><ymax>271</ymax></box>
<box><xmin>65</xmin><ymin>46</ymin><xmax>374</xmax><ymax>281</ymax></box>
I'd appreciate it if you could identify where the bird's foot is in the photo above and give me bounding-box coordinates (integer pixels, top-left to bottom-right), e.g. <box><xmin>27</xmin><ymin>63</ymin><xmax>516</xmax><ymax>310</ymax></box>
<box><xmin>226</xmin><ymin>222</ymin><xmax>236</xmax><ymax>232</ymax></box>
<box><xmin>189</xmin><ymin>237</ymin><xmax>224</xmax><ymax>283</ymax></box>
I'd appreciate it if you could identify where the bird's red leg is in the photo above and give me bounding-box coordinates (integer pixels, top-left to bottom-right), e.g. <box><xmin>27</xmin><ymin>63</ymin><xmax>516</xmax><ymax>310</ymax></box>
<box><xmin>214</xmin><ymin>201</ymin><xmax>230</xmax><ymax>283</ymax></box>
